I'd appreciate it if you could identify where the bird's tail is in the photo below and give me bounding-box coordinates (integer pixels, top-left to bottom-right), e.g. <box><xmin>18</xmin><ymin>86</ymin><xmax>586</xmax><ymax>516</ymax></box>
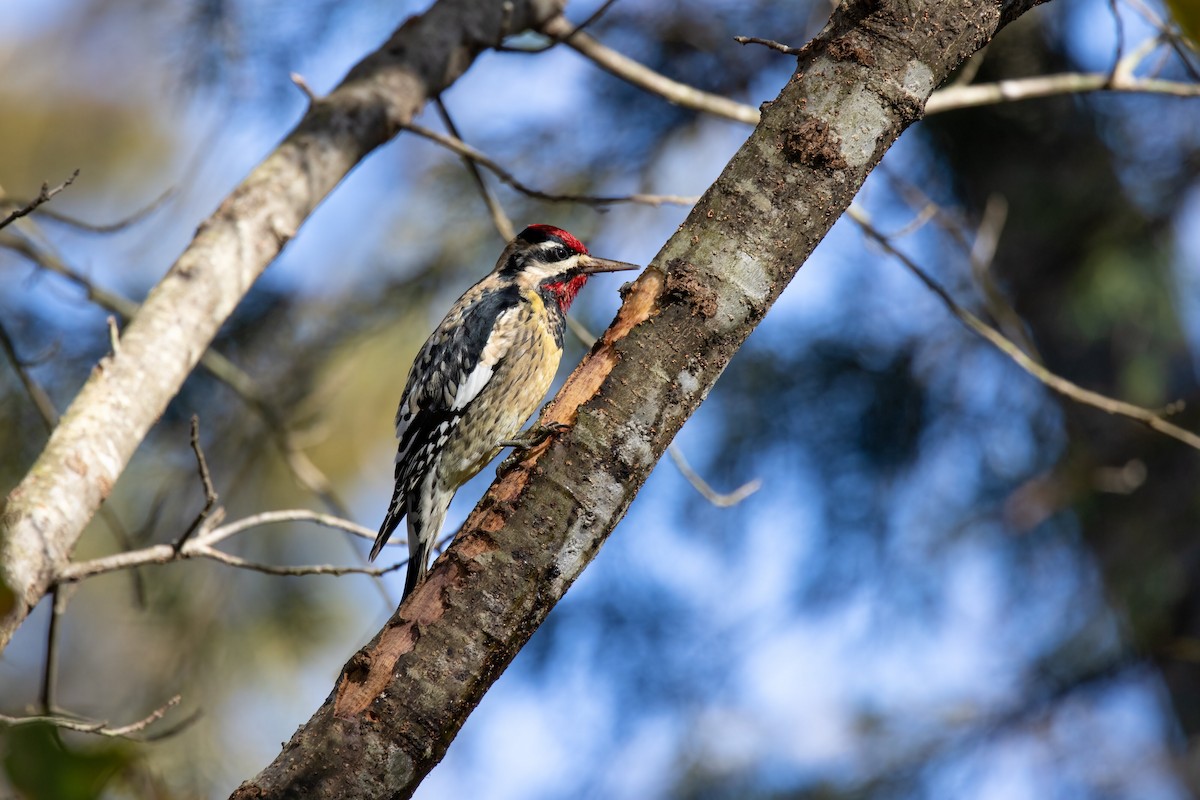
<box><xmin>370</xmin><ymin>485</ymin><xmax>406</xmax><ymax>562</ymax></box>
<box><xmin>400</xmin><ymin>488</ymin><xmax>451</xmax><ymax>600</ymax></box>
<box><xmin>402</xmin><ymin>517</ymin><xmax>430</xmax><ymax>600</ymax></box>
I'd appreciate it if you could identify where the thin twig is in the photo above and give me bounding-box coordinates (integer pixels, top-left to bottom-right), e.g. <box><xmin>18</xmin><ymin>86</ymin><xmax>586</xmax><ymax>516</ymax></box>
<box><xmin>2</xmin><ymin>231</ymin><xmax>390</xmax><ymax>603</ymax></box>
<box><xmin>205</xmin><ymin>510</ymin><xmax>374</xmax><ymax>544</ymax></box>
<box><xmin>926</xmin><ymin>36</ymin><xmax>1197</xmax><ymax>113</ymax></box>
<box><xmin>966</xmin><ymin>193</ymin><xmax>1039</xmax><ymax>358</ymax></box>
<box><xmin>0</xmin><ymin>695</ymin><xmax>182</xmax><ymax>739</ymax></box>
<box><xmin>733</xmin><ymin>35</ymin><xmax>802</xmax><ymax>56</ymax></box>
<box><xmin>1</xmin><ymin>231</ymin><xmax>141</xmax><ymax>316</ymax></box>
<box><xmin>59</xmin><ymin>509</ymin><xmax>393</xmax><ymax>583</ymax></box>
<box><xmin>881</xmin><ymin>172</ymin><xmax>1042</xmax><ymax>360</ymax></box>
<box><xmin>35</xmin><ymin>185</ymin><xmax>177</xmax><ymax>234</ymax></box>
<box><xmin>290</xmin><ymin>72</ymin><xmax>319</xmax><ymax>104</ymax></box>
<box><xmin>0</xmin><ymin>318</ymin><xmax>59</xmax><ymax>432</ymax></box>
<box><xmin>951</xmin><ymin>44</ymin><xmax>989</xmax><ymax>87</ymax></box>
<box><xmin>667</xmin><ymin>446</ymin><xmax>762</xmax><ymax>507</ymax></box>
<box><xmin>497</xmin><ymin>0</ymin><xmax>619</xmax><ymax>53</ymax></box>
<box><xmin>1122</xmin><ymin>0</ymin><xmax>1200</xmax><ymax>82</ymax></box>
<box><xmin>433</xmin><ymin>98</ymin><xmax>515</xmax><ymax>240</ymax></box>
<box><xmin>885</xmin><ymin>202</ymin><xmax>939</xmax><ymax>239</ymax></box>
<box><xmin>106</xmin><ymin>316</ymin><xmax>121</xmax><ymax>356</ymax></box>
<box><xmin>1105</xmin><ymin>0</ymin><xmax>1125</xmax><ymax>87</ymax></box>
<box><xmin>139</xmin><ymin>708</ymin><xmax>204</xmax><ymax>742</ymax></box>
<box><xmin>40</xmin><ymin>587</ymin><xmax>69</xmax><ymax>714</ymax></box>
<box><xmin>175</xmin><ymin>415</ymin><xmax>218</xmax><ymax>552</ymax></box>
<box><xmin>404</xmin><ymin>122</ymin><xmax>698</xmax><ymax>207</ymax></box>
<box><xmin>848</xmin><ymin>205</ymin><xmax>1200</xmax><ymax>452</ymax></box>
<box><xmin>194</xmin><ymin>547</ymin><xmax>406</xmax><ymax>577</ymax></box>
<box><xmin>0</xmin><ymin>170</ymin><xmax>80</xmax><ymax>231</ymax></box>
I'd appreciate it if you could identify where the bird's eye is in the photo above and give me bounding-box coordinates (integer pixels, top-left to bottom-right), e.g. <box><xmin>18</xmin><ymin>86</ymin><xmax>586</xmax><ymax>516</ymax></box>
<box><xmin>547</xmin><ymin>245</ymin><xmax>571</xmax><ymax>263</ymax></box>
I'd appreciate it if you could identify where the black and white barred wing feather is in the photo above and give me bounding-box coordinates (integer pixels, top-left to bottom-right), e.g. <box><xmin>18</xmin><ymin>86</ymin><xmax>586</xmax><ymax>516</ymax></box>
<box><xmin>370</xmin><ymin>286</ymin><xmax>522</xmax><ymax>564</ymax></box>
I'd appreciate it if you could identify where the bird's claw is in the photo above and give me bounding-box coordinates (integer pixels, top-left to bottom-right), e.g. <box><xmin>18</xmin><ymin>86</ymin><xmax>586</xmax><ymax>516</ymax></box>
<box><xmin>496</xmin><ymin>422</ymin><xmax>571</xmax><ymax>475</ymax></box>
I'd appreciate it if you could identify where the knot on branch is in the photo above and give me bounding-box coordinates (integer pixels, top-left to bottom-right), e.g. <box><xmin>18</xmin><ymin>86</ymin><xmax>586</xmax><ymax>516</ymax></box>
<box><xmin>782</xmin><ymin>119</ymin><xmax>848</xmax><ymax>171</ymax></box>
<box><xmin>663</xmin><ymin>261</ymin><xmax>718</xmax><ymax>319</ymax></box>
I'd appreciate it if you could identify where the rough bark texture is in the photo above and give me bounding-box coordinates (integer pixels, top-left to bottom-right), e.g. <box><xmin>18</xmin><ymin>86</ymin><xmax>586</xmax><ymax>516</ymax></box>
<box><xmin>231</xmin><ymin>2</ymin><xmax>1048</xmax><ymax>798</ymax></box>
<box><xmin>0</xmin><ymin>0</ymin><xmax>566</xmax><ymax>652</ymax></box>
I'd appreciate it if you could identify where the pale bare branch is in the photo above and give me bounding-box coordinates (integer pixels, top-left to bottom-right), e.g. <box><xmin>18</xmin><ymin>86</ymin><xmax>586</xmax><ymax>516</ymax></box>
<box><xmin>1</xmin><ymin>0</ymin><xmax>565</xmax><ymax>652</ymax></box>
<box><xmin>926</xmin><ymin>34</ymin><xmax>1197</xmax><ymax>112</ymax></box>
<box><xmin>58</xmin><ymin>509</ymin><xmax>390</xmax><ymax>584</ymax></box>
<box><xmin>0</xmin><ymin>695</ymin><xmax>182</xmax><ymax>739</ymax></box>
<box><xmin>539</xmin><ymin>14</ymin><xmax>761</xmax><ymax>124</ymax></box>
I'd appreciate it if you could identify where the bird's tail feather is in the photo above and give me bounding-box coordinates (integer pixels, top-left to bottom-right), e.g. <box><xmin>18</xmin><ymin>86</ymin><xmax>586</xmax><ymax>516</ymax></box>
<box><xmin>402</xmin><ymin>530</ymin><xmax>430</xmax><ymax>600</ymax></box>
<box><xmin>370</xmin><ymin>487</ymin><xmax>406</xmax><ymax>562</ymax></box>
<box><xmin>400</xmin><ymin>490</ymin><xmax>450</xmax><ymax>600</ymax></box>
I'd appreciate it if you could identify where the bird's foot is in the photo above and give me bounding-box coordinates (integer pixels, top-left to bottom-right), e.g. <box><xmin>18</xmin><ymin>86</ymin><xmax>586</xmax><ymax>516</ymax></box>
<box><xmin>496</xmin><ymin>422</ymin><xmax>571</xmax><ymax>475</ymax></box>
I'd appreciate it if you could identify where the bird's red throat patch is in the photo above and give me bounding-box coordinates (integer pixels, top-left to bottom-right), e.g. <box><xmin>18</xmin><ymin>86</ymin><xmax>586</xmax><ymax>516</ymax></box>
<box><xmin>543</xmin><ymin>273</ymin><xmax>590</xmax><ymax>312</ymax></box>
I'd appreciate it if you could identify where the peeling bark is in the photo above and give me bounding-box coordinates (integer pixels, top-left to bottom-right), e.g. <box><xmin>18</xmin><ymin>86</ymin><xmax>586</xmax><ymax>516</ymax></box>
<box><xmin>0</xmin><ymin>0</ymin><xmax>566</xmax><ymax>652</ymax></box>
<box><xmin>231</xmin><ymin>1</ymin><xmax>1048</xmax><ymax>798</ymax></box>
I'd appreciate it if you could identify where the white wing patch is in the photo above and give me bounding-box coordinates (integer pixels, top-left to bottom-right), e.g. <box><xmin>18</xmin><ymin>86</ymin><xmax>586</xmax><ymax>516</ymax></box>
<box><xmin>451</xmin><ymin>306</ymin><xmax>519</xmax><ymax>411</ymax></box>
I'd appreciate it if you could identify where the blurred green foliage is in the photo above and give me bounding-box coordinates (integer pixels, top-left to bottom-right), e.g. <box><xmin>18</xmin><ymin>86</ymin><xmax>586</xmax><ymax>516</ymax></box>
<box><xmin>1</xmin><ymin>724</ymin><xmax>132</xmax><ymax>800</ymax></box>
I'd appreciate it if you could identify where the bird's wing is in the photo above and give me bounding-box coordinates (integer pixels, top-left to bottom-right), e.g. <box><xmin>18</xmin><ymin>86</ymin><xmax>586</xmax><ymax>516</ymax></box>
<box><xmin>392</xmin><ymin>285</ymin><xmax>524</xmax><ymax>487</ymax></box>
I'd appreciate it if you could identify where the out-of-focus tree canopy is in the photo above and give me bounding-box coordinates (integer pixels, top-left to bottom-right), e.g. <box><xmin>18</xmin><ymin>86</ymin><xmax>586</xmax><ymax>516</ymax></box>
<box><xmin>2</xmin><ymin>0</ymin><xmax>1200</xmax><ymax>798</ymax></box>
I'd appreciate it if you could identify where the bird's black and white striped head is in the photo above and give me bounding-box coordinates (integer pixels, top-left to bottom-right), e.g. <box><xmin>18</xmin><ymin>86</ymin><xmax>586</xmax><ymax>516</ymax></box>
<box><xmin>498</xmin><ymin>224</ymin><xmax>638</xmax><ymax>312</ymax></box>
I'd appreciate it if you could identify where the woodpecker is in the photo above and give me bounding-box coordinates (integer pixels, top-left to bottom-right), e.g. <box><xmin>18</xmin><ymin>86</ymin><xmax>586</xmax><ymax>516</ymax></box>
<box><xmin>371</xmin><ymin>224</ymin><xmax>639</xmax><ymax>599</ymax></box>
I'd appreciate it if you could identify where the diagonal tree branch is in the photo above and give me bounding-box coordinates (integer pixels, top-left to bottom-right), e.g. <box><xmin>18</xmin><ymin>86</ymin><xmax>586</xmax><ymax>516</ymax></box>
<box><xmin>0</xmin><ymin>0</ymin><xmax>567</xmax><ymax>653</ymax></box>
<box><xmin>231</xmin><ymin>1</ymin><xmax>1049</xmax><ymax>797</ymax></box>
<box><xmin>848</xmin><ymin>205</ymin><xmax>1200</xmax><ymax>451</ymax></box>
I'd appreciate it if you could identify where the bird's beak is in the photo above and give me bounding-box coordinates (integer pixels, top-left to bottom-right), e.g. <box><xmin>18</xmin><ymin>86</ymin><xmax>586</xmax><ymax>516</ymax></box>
<box><xmin>578</xmin><ymin>255</ymin><xmax>641</xmax><ymax>275</ymax></box>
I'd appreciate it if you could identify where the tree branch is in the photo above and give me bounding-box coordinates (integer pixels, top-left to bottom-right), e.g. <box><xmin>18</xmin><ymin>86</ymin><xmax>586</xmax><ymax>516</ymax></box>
<box><xmin>540</xmin><ymin>14</ymin><xmax>762</xmax><ymax>124</ymax></box>
<box><xmin>0</xmin><ymin>0</ymin><xmax>568</xmax><ymax>652</ymax></box>
<box><xmin>58</xmin><ymin>509</ymin><xmax>393</xmax><ymax>584</ymax></box>
<box><xmin>564</xmin><ymin>315</ymin><xmax>761</xmax><ymax>508</ymax></box>
<box><xmin>0</xmin><ymin>694</ymin><xmax>182</xmax><ymax>739</ymax></box>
